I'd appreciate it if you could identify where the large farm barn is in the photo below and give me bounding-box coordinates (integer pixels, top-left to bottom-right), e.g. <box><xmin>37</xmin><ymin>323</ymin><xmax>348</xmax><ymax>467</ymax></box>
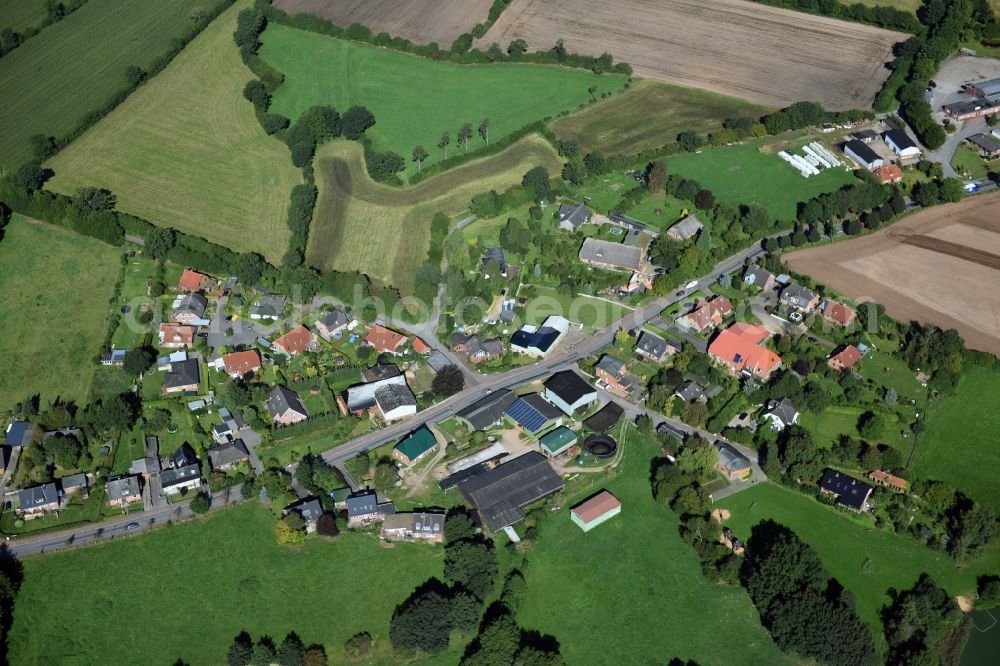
<box><xmin>480</xmin><ymin>0</ymin><xmax>907</xmax><ymax>109</ymax></box>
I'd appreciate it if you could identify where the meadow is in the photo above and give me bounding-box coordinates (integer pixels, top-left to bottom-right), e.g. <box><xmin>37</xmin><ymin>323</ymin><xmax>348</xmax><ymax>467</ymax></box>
<box><xmin>259</xmin><ymin>23</ymin><xmax>624</xmax><ymax>178</ymax></box>
<box><xmin>914</xmin><ymin>367</ymin><xmax>1000</xmax><ymax>511</ymax></box>
<box><xmin>308</xmin><ymin>135</ymin><xmax>563</xmax><ymax>292</ymax></box>
<box><xmin>549</xmin><ymin>80</ymin><xmax>771</xmax><ymax>156</ymax></box>
<box><xmin>0</xmin><ymin>0</ymin><xmax>48</xmax><ymax>33</ymax></box>
<box><xmin>0</xmin><ymin>0</ymin><xmax>210</xmax><ymax>170</ymax></box>
<box><xmin>8</xmin><ymin>503</ymin><xmax>444</xmax><ymax>665</ymax></box>
<box><xmin>518</xmin><ymin>428</ymin><xmax>789</xmax><ymax>665</ymax></box>
<box><xmin>45</xmin><ymin>0</ymin><xmax>301</xmax><ymax>264</ymax></box>
<box><xmin>0</xmin><ymin>216</ymin><xmax>121</xmax><ymax>409</ymax></box>
<box><xmin>521</xmin><ymin>285</ymin><xmax>633</xmax><ymax>329</ymax></box>
<box><xmin>718</xmin><ymin>482</ymin><xmax>1000</xmax><ymax>636</ymax></box>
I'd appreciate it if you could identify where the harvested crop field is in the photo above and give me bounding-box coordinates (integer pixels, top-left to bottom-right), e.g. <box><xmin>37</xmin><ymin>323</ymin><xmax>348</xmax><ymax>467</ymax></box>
<box><xmin>479</xmin><ymin>0</ymin><xmax>907</xmax><ymax>109</ymax></box>
<box><xmin>784</xmin><ymin>193</ymin><xmax>1000</xmax><ymax>355</ymax></box>
<box><xmin>273</xmin><ymin>0</ymin><xmax>492</xmax><ymax>45</ymax></box>
<box><xmin>308</xmin><ymin>135</ymin><xmax>563</xmax><ymax>292</ymax></box>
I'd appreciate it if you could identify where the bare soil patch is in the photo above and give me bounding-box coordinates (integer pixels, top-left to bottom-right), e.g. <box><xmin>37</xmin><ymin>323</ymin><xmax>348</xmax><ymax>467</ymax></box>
<box><xmin>784</xmin><ymin>193</ymin><xmax>1000</xmax><ymax>355</ymax></box>
<box><xmin>274</xmin><ymin>0</ymin><xmax>492</xmax><ymax>45</ymax></box>
<box><xmin>479</xmin><ymin>0</ymin><xmax>907</xmax><ymax>109</ymax></box>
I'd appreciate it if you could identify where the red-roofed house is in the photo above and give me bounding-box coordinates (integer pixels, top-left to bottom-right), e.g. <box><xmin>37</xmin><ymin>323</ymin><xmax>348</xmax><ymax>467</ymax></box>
<box><xmin>159</xmin><ymin>323</ymin><xmax>195</xmax><ymax>349</ymax></box>
<box><xmin>365</xmin><ymin>324</ymin><xmax>408</xmax><ymax>354</ymax></box>
<box><xmin>412</xmin><ymin>337</ymin><xmax>431</xmax><ymax>354</ymax></box>
<box><xmin>869</xmin><ymin>470</ymin><xmax>908</xmax><ymax>493</ymax></box>
<box><xmin>678</xmin><ymin>296</ymin><xmax>733</xmax><ymax>333</ymax></box>
<box><xmin>570</xmin><ymin>491</ymin><xmax>621</xmax><ymax>532</ymax></box>
<box><xmin>272</xmin><ymin>325</ymin><xmax>318</xmax><ymax>356</ymax></box>
<box><xmin>822</xmin><ymin>301</ymin><xmax>857</xmax><ymax>327</ymax></box>
<box><xmin>708</xmin><ymin>323</ymin><xmax>782</xmax><ymax>379</ymax></box>
<box><xmin>873</xmin><ymin>164</ymin><xmax>903</xmax><ymax>184</ymax></box>
<box><xmin>177</xmin><ymin>269</ymin><xmax>212</xmax><ymax>293</ymax></box>
<box><xmin>828</xmin><ymin>345</ymin><xmax>862</xmax><ymax>371</ymax></box>
<box><xmin>221</xmin><ymin>350</ymin><xmax>262</xmax><ymax>379</ymax></box>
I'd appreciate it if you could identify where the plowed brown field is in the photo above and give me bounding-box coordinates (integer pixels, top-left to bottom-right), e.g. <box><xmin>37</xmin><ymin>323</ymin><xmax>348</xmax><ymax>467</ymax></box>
<box><xmin>479</xmin><ymin>0</ymin><xmax>907</xmax><ymax>109</ymax></box>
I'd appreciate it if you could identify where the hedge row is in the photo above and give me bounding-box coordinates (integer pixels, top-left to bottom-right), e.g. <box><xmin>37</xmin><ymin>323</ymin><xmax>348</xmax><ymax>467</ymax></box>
<box><xmin>0</xmin><ymin>0</ymin><xmax>88</xmax><ymax>59</ymax></box>
<box><xmin>746</xmin><ymin>0</ymin><xmax>920</xmax><ymax>34</ymax></box>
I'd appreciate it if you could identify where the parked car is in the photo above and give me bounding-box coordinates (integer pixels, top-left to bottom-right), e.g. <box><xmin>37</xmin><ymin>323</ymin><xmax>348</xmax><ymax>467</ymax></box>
<box><xmin>126</xmin><ymin>522</ymin><xmax>140</xmax><ymax>530</ymax></box>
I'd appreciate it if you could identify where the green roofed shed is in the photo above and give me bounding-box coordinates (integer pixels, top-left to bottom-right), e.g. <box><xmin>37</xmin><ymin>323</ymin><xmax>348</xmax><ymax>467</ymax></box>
<box><xmin>393</xmin><ymin>426</ymin><xmax>438</xmax><ymax>466</ymax></box>
<box><xmin>539</xmin><ymin>426</ymin><xmax>577</xmax><ymax>458</ymax></box>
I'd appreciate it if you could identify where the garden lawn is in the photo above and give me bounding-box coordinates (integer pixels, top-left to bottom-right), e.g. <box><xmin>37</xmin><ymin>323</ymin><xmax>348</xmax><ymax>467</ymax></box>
<box><xmin>110</xmin><ymin>255</ymin><xmax>160</xmax><ymax>349</ymax></box>
<box><xmin>857</xmin><ymin>349</ymin><xmax>927</xmax><ymax>405</ymax></box>
<box><xmin>8</xmin><ymin>503</ymin><xmax>444</xmax><ymax>664</ymax></box>
<box><xmin>0</xmin><ymin>0</ymin><xmax>212</xmax><ymax>170</ymax></box>
<box><xmin>668</xmin><ymin>140</ymin><xmax>858</xmax><ymax>220</ymax></box>
<box><xmin>260</xmin><ymin>23</ymin><xmax>624</xmax><ymax>178</ymax></box>
<box><xmin>518</xmin><ymin>427</ymin><xmax>788</xmax><ymax>665</ymax></box>
<box><xmin>0</xmin><ymin>216</ymin><xmax>121</xmax><ymax>408</ymax></box>
<box><xmin>914</xmin><ymin>367</ymin><xmax>1000</xmax><ymax>511</ymax></box>
<box><xmin>45</xmin><ymin>0</ymin><xmax>301</xmax><ymax>264</ymax></box>
<box><xmin>522</xmin><ymin>285</ymin><xmax>632</xmax><ymax>329</ymax></box>
<box><xmin>951</xmin><ymin>144</ymin><xmax>996</xmax><ymax>181</ymax></box>
<box><xmin>0</xmin><ymin>0</ymin><xmax>48</xmax><ymax>33</ymax></box>
<box><xmin>717</xmin><ymin>482</ymin><xmax>1000</xmax><ymax>636</ymax></box>
<box><xmin>798</xmin><ymin>405</ymin><xmax>911</xmax><ymax>449</ymax></box>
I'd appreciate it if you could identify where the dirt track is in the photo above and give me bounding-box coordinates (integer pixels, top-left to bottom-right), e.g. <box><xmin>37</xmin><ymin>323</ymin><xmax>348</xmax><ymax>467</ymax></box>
<box><xmin>784</xmin><ymin>193</ymin><xmax>1000</xmax><ymax>355</ymax></box>
<box><xmin>274</xmin><ymin>0</ymin><xmax>492</xmax><ymax>45</ymax></box>
<box><xmin>479</xmin><ymin>0</ymin><xmax>906</xmax><ymax>109</ymax></box>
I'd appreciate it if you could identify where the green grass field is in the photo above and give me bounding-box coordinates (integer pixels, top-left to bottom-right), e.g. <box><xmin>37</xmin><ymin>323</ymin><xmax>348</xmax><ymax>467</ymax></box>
<box><xmin>518</xmin><ymin>428</ymin><xmax>788</xmax><ymax>665</ymax></box>
<box><xmin>0</xmin><ymin>215</ymin><xmax>121</xmax><ymax>409</ymax></box>
<box><xmin>0</xmin><ymin>0</ymin><xmax>210</xmax><ymax>170</ymax></box>
<box><xmin>522</xmin><ymin>285</ymin><xmax>633</xmax><ymax>329</ymax></box>
<box><xmin>260</xmin><ymin>23</ymin><xmax>624</xmax><ymax>179</ymax></box>
<box><xmin>798</xmin><ymin>405</ymin><xmax>912</xmax><ymax>450</ymax></box>
<box><xmin>718</xmin><ymin>482</ymin><xmax>1000</xmax><ymax>636</ymax></box>
<box><xmin>549</xmin><ymin>79</ymin><xmax>771</xmax><ymax>156</ymax></box>
<box><xmin>952</xmin><ymin>145</ymin><xmax>997</xmax><ymax>181</ymax></box>
<box><xmin>45</xmin><ymin>0</ymin><xmax>301</xmax><ymax>264</ymax></box>
<box><xmin>0</xmin><ymin>0</ymin><xmax>48</xmax><ymax>33</ymax></box>
<box><xmin>8</xmin><ymin>503</ymin><xmax>444</xmax><ymax>664</ymax></box>
<box><xmin>309</xmin><ymin>135</ymin><xmax>563</xmax><ymax>292</ymax></box>
<box><xmin>915</xmin><ymin>367</ymin><xmax>1000</xmax><ymax>511</ymax></box>
<box><xmin>668</xmin><ymin>140</ymin><xmax>859</xmax><ymax>220</ymax></box>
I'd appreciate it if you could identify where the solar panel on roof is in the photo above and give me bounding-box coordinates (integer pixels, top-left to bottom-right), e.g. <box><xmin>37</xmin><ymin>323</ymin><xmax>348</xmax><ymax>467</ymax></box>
<box><xmin>733</xmin><ymin>353</ymin><xmax>743</xmax><ymax>363</ymax></box>
<box><xmin>505</xmin><ymin>398</ymin><xmax>547</xmax><ymax>432</ymax></box>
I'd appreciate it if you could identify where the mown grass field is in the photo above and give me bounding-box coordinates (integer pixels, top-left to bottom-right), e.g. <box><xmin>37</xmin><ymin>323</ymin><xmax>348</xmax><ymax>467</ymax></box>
<box><xmin>45</xmin><ymin>0</ymin><xmax>301</xmax><ymax>264</ymax></box>
<box><xmin>518</xmin><ymin>428</ymin><xmax>788</xmax><ymax>665</ymax></box>
<box><xmin>0</xmin><ymin>216</ymin><xmax>120</xmax><ymax>408</ymax></box>
<box><xmin>309</xmin><ymin>135</ymin><xmax>563</xmax><ymax>292</ymax></box>
<box><xmin>522</xmin><ymin>285</ymin><xmax>633</xmax><ymax>329</ymax></box>
<box><xmin>798</xmin><ymin>405</ymin><xmax>912</xmax><ymax>450</ymax></box>
<box><xmin>260</xmin><ymin>23</ymin><xmax>624</xmax><ymax>178</ymax></box>
<box><xmin>0</xmin><ymin>0</ymin><xmax>209</xmax><ymax>170</ymax></box>
<box><xmin>0</xmin><ymin>0</ymin><xmax>48</xmax><ymax>32</ymax></box>
<box><xmin>549</xmin><ymin>79</ymin><xmax>771</xmax><ymax>156</ymax></box>
<box><xmin>914</xmin><ymin>367</ymin><xmax>1000</xmax><ymax>511</ymax></box>
<box><xmin>668</xmin><ymin>140</ymin><xmax>858</xmax><ymax>220</ymax></box>
<box><xmin>718</xmin><ymin>482</ymin><xmax>1000</xmax><ymax>637</ymax></box>
<box><xmin>9</xmin><ymin>503</ymin><xmax>444</xmax><ymax>665</ymax></box>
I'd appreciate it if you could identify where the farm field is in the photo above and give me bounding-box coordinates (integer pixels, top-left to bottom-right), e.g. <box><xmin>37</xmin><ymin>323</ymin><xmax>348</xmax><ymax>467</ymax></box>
<box><xmin>915</xmin><ymin>367</ymin><xmax>1000</xmax><ymax>511</ymax></box>
<box><xmin>668</xmin><ymin>141</ymin><xmax>859</xmax><ymax>220</ymax></box>
<box><xmin>308</xmin><ymin>135</ymin><xmax>563</xmax><ymax>292</ymax></box>
<box><xmin>784</xmin><ymin>192</ymin><xmax>1000</xmax><ymax>355</ymax></box>
<box><xmin>45</xmin><ymin>0</ymin><xmax>301</xmax><ymax>264</ymax></box>
<box><xmin>718</xmin><ymin>482</ymin><xmax>1000</xmax><ymax>636</ymax></box>
<box><xmin>0</xmin><ymin>216</ymin><xmax>121</xmax><ymax>408</ymax></box>
<box><xmin>0</xmin><ymin>0</ymin><xmax>211</xmax><ymax>170</ymax></box>
<box><xmin>259</xmin><ymin>23</ymin><xmax>624</xmax><ymax>178</ymax></box>
<box><xmin>272</xmin><ymin>0</ymin><xmax>493</xmax><ymax>45</ymax></box>
<box><xmin>0</xmin><ymin>0</ymin><xmax>48</xmax><ymax>33</ymax></box>
<box><xmin>549</xmin><ymin>80</ymin><xmax>771</xmax><ymax>156</ymax></box>
<box><xmin>478</xmin><ymin>0</ymin><xmax>906</xmax><ymax>110</ymax></box>
<box><xmin>7</xmin><ymin>503</ymin><xmax>444</xmax><ymax>665</ymax></box>
<box><xmin>518</xmin><ymin>428</ymin><xmax>789</xmax><ymax>665</ymax></box>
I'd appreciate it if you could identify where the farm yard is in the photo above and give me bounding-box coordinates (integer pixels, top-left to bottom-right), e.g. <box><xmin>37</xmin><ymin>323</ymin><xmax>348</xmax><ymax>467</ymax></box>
<box><xmin>259</xmin><ymin>23</ymin><xmax>624</xmax><ymax>178</ymax></box>
<box><xmin>0</xmin><ymin>0</ymin><xmax>214</xmax><ymax>170</ymax></box>
<box><xmin>783</xmin><ymin>192</ymin><xmax>1000</xmax><ymax>355</ymax></box>
<box><xmin>0</xmin><ymin>216</ymin><xmax>121</xmax><ymax>408</ymax></box>
<box><xmin>44</xmin><ymin>0</ymin><xmax>301</xmax><ymax>264</ymax></box>
<box><xmin>272</xmin><ymin>0</ymin><xmax>493</xmax><ymax>45</ymax></box>
<box><xmin>308</xmin><ymin>135</ymin><xmax>564</xmax><ymax>292</ymax></box>
<box><xmin>549</xmin><ymin>80</ymin><xmax>771</xmax><ymax>156</ymax></box>
<box><xmin>478</xmin><ymin>0</ymin><xmax>906</xmax><ymax>109</ymax></box>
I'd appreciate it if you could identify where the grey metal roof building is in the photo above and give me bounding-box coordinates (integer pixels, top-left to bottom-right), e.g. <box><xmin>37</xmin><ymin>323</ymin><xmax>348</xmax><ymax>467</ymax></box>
<box><xmin>666</xmin><ymin>214</ymin><xmax>704</xmax><ymax>241</ymax></box>
<box><xmin>458</xmin><ymin>451</ymin><xmax>564</xmax><ymax>531</ymax></box>
<box><xmin>843</xmin><ymin>139</ymin><xmax>883</xmax><ymax>170</ymax></box>
<box><xmin>344</xmin><ymin>375</ymin><xmax>407</xmax><ymax>412</ymax></box>
<box><xmin>374</xmin><ymin>383</ymin><xmax>416</xmax><ymax>414</ymax></box>
<box><xmin>5</xmin><ymin>420</ymin><xmax>40</xmax><ymax>447</ymax></box>
<box><xmin>578</xmin><ymin>238</ymin><xmax>642</xmax><ymax>271</ymax></box>
<box><xmin>457</xmin><ymin>390</ymin><xmax>518</xmax><ymax>430</ymax></box>
<box><xmin>544</xmin><ymin>370</ymin><xmax>594</xmax><ymax>408</ymax></box>
<box><xmin>715</xmin><ymin>442</ymin><xmax>751</xmax><ymax>473</ymax></box>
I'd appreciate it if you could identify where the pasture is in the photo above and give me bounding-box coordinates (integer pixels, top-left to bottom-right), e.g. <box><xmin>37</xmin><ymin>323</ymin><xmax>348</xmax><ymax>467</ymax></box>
<box><xmin>8</xmin><ymin>503</ymin><xmax>444</xmax><ymax>665</ymax></box>
<box><xmin>518</xmin><ymin>428</ymin><xmax>789</xmax><ymax>665</ymax></box>
<box><xmin>259</xmin><ymin>23</ymin><xmax>624</xmax><ymax>178</ymax></box>
<box><xmin>273</xmin><ymin>0</ymin><xmax>493</xmax><ymax>45</ymax></box>
<box><xmin>549</xmin><ymin>80</ymin><xmax>771</xmax><ymax>156</ymax></box>
<box><xmin>0</xmin><ymin>0</ymin><xmax>210</xmax><ymax>170</ymax></box>
<box><xmin>784</xmin><ymin>192</ymin><xmax>1000</xmax><ymax>356</ymax></box>
<box><xmin>0</xmin><ymin>0</ymin><xmax>48</xmax><ymax>33</ymax></box>
<box><xmin>44</xmin><ymin>0</ymin><xmax>300</xmax><ymax>264</ymax></box>
<box><xmin>308</xmin><ymin>135</ymin><xmax>564</xmax><ymax>292</ymax></box>
<box><xmin>0</xmin><ymin>216</ymin><xmax>121</xmax><ymax>409</ymax></box>
<box><xmin>479</xmin><ymin>0</ymin><xmax>905</xmax><ymax>110</ymax></box>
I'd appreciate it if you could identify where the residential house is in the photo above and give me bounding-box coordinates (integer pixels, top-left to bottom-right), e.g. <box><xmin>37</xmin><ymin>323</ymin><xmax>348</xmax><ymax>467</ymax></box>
<box><xmin>543</xmin><ymin>370</ymin><xmax>597</xmax><ymax>416</ymax></box>
<box><xmin>828</xmin><ymin>344</ymin><xmax>862</xmax><ymax>371</ymax></box>
<box><xmin>365</xmin><ymin>324</ymin><xmax>408</xmax><ymax>354</ymax></box>
<box><xmin>106</xmin><ymin>476</ymin><xmax>142</xmax><ymax>508</ymax></box>
<box><xmin>172</xmin><ymin>292</ymin><xmax>208</xmax><ymax>324</ymax></box>
<box><xmin>60</xmin><ymin>473</ymin><xmax>88</xmax><ymax>497</ymax></box>
<box><xmin>212</xmin><ymin>409</ymin><xmax>248</xmax><ymax>444</ymax></box>
<box><xmin>822</xmin><ymin>301</ymin><xmax>856</xmax><ymax>327</ymax></box>
<box><xmin>272</xmin><ymin>325</ymin><xmax>318</xmax><ymax>356</ymax></box>
<box><xmin>666</xmin><ymin>213</ymin><xmax>704</xmax><ymax>241</ymax></box>
<box><xmin>481</xmin><ymin>247</ymin><xmax>508</xmax><ymax>276</ymax></box>
<box><xmin>157</xmin><ymin>349</ymin><xmax>188</xmax><ymax>371</ymax></box>
<box><xmin>286</xmin><ymin>497</ymin><xmax>324</xmax><ymax>532</ymax></box>
<box><xmin>411</xmin><ymin>337</ymin><xmax>432</xmax><ymax>354</ymax></box>
<box><xmin>315</xmin><ymin>309</ymin><xmax>350</xmax><ymax>339</ymax></box>
<box><xmin>207</xmin><ymin>439</ymin><xmax>250</xmax><ymax>471</ymax></box>
<box><xmin>594</xmin><ymin>355</ymin><xmax>637</xmax><ymax>396</ymax></box>
<box><xmin>678</xmin><ymin>296</ymin><xmax>733</xmax><ymax>333</ymax></box>
<box><xmin>883</xmin><ymin>129</ymin><xmax>921</xmax><ymax>159</ymax></box>
<box><xmin>674</xmin><ymin>381</ymin><xmax>705</xmax><ymax>404</ymax></box>
<box><xmin>374</xmin><ymin>383</ymin><xmax>417</xmax><ymax>422</ymax></box>
<box><xmin>570</xmin><ymin>491</ymin><xmax>621</xmax><ymax>532</ymax></box>
<box><xmin>505</xmin><ymin>393</ymin><xmax>564</xmax><ymax>435</ymax></box>
<box><xmin>635</xmin><ymin>330</ymin><xmax>674</xmax><ymax>362</ymax></box>
<box><xmin>451</xmin><ymin>334</ymin><xmax>503</xmax><ymax>364</ymax></box>
<box><xmin>539</xmin><ymin>426</ymin><xmax>578</xmax><ymax>458</ymax></box>
<box><xmin>162</xmin><ymin>358</ymin><xmax>201</xmax><ymax>394</ymax></box>
<box><xmin>558</xmin><ymin>202</ymin><xmax>591</xmax><ymax>231</ymax></box>
<box><xmin>742</xmin><ymin>266</ymin><xmax>775</xmax><ymax>291</ymax></box>
<box><xmin>362</xmin><ymin>363</ymin><xmax>401</xmax><ymax>383</ymax></box>
<box><xmin>170</xmin><ymin>443</ymin><xmax>198</xmax><ymax>469</ymax></box>
<box><xmin>873</xmin><ymin>164</ymin><xmax>903</xmax><ymax>184</ymax></box>
<box><xmin>820</xmin><ymin>469</ymin><xmax>873</xmax><ymax>512</ymax></box>
<box><xmin>843</xmin><ymin>139</ymin><xmax>884</xmax><ymax>171</ymax></box>
<box><xmin>779</xmin><ymin>284</ymin><xmax>819</xmax><ymax>312</ymax></box>
<box><xmin>578</xmin><ymin>238</ymin><xmax>643</xmax><ymax>272</ymax></box>
<box><xmin>393</xmin><ymin>426</ymin><xmax>438</xmax><ymax>467</ymax></box>
<box><xmin>177</xmin><ymin>268</ymin><xmax>212</xmax><ymax>293</ymax></box>
<box><xmin>15</xmin><ymin>483</ymin><xmax>60</xmax><ymax>518</ymax></box>
<box><xmin>159</xmin><ymin>323</ymin><xmax>195</xmax><ymax>349</ymax></box>
<box><xmin>346</xmin><ymin>489</ymin><xmax>384</xmax><ymax>528</ymax></box>
<box><xmin>966</xmin><ymin>132</ymin><xmax>1000</xmax><ymax>159</ymax></box>
<box><xmin>381</xmin><ymin>512</ymin><xmax>446</xmax><ymax>543</ymax></box>
<box><xmin>715</xmin><ymin>442</ymin><xmax>752</xmax><ymax>480</ymax></box>
<box><xmin>5</xmin><ymin>420</ymin><xmax>40</xmax><ymax>448</ymax></box>
<box><xmin>510</xmin><ymin>315</ymin><xmax>570</xmax><ymax>357</ymax></box>
<box><xmin>341</xmin><ymin>375</ymin><xmax>412</xmax><ymax>419</ymax></box>
<box><xmin>456</xmin><ymin>390</ymin><xmax>518</xmax><ymax>431</ymax></box>
<box><xmin>869</xmin><ymin>470</ymin><xmax>908</xmax><ymax>494</ymax></box>
<box><xmin>159</xmin><ymin>464</ymin><xmax>202</xmax><ymax>495</ymax></box>
<box><xmin>762</xmin><ymin>397</ymin><xmax>799</xmax><ymax>430</ymax></box>
<box><xmin>250</xmin><ymin>293</ymin><xmax>286</xmax><ymax>320</ymax></box>
<box><xmin>457</xmin><ymin>451</ymin><xmax>563</xmax><ymax>532</ymax></box>
<box><xmin>708</xmin><ymin>323</ymin><xmax>782</xmax><ymax>379</ymax></box>
<box><xmin>266</xmin><ymin>385</ymin><xmax>309</xmax><ymax>425</ymax></box>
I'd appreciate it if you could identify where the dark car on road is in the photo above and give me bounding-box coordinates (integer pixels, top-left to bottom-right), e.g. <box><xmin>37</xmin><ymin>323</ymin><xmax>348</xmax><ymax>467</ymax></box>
<box><xmin>126</xmin><ymin>522</ymin><xmax>140</xmax><ymax>530</ymax></box>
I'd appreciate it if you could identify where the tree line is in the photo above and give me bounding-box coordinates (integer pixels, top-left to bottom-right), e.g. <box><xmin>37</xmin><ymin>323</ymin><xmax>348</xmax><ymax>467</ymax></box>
<box><xmin>0</xmin><ymin>0</ymin><xmax>89</xmax><ymax>59</ymax></box>
<box><xmin>746</xmin><ymin>0</ymin><xmax>921</xmax><ymax>33</ymax></box>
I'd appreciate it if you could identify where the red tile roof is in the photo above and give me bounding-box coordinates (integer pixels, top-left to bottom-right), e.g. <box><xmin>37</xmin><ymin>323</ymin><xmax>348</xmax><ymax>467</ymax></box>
<box><xmin>822</xmin><ymin>301</ymin><xmax>856</xmax><ymax>327</ymax></box>
<box><xmin>178</xmin><ymin>269</ymin><xmax>210</xmax><ymax>293</ymax></box>
<box><xmin>159</xmin><ymin>323</ymin><xmax>195</xmax><ymax>346</ymax></box>
<box><xmin>273</xmin><ymin>325</ymin><xmax>317</xmax><ymax>355</ymax></box>
<box><xmin>222</xmin><ymin>350</ymin><xmax>261</xmax><ymax>377</ymax></box>
<box><xmin>708</xmin><ymin>323</ymin><xmax>782</xmax><ymax>378</ymax></box>
<box><xmin>571</xmin><ymin>491</ymin><xmax>621</xmax><ymax>523</ymax></box>
<box><xmin>365</xmin><ymin>324</ymin><xmax>407</xmax><ymax>353</ymax></box>
<box><xmin>828</xmin><ymin>345</ymin><xmax>862</xmax><ymax>370</ymax></box>
<box><xmin>873</xmin><ymin>165</ymin><xmax>903</xmax><ymax>184</ymax></box>
<box><xmin>869</xmin><ymin>470</ymin><xmax>908</xmax><ymax>491</ymax></box>
<box><xmin>412</xmin><ymin>337</ymin><xmax>431</xmax><ymax>354</ymax></box>
<box><xmin>680</xmin><ymin>296</ymin><xmax>733</xmax><ymax>331</ymax></box>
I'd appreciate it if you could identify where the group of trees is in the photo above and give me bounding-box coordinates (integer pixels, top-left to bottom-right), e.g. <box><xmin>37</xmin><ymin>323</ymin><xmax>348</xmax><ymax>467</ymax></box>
<box><xmin>284</xmin><ymin>183</ymin><xmax>317</xmax><ymax>268</ymax></box>
<box><xmin>431</xmin><ymin>364</ymin><xmax>465</xmax><ymax>396</ymax></box>
<box><xmin>747</xmin><ymin>0</ymin><xmax>920</xmax><ymax>33</ymax></box>
<box><xmin>226</xmin><ymin>630</ymin><xmax>326</xmax><ymax>666</ymax></box>
<box><xmin>883</xmin><ymin>574</ymin><xmax>970</xmax><ymax>665</ymax></box>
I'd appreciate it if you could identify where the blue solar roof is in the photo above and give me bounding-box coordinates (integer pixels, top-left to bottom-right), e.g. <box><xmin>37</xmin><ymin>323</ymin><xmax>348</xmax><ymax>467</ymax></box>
<box><xmin>511</xmin><ymin>327</ymin><xmax>561</xmax><ymax>352</ymax></box>
<box><xmin>505</xmin><ymin>398</ymin><xmax>548</xmax><ymax>433</ymax></box>
<box><xmin>510</xmin><ymin>330</ymin><xmax>533</xmax><ymax>348</ymax></box>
